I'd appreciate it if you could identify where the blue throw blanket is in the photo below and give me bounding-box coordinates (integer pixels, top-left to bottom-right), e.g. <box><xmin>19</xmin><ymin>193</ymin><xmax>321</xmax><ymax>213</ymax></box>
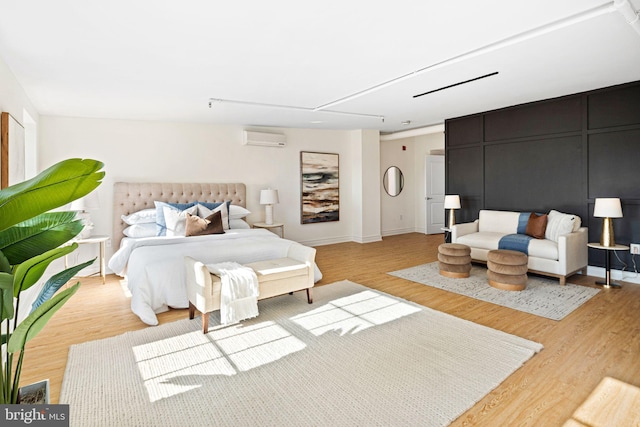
<box><xmin>498</xmin><ymin>212</ymin><xmax>533</xmax><ymax>254</ymax></box>
<box><xmin>499</xmin><ymin>233</ymin><xmax>533</xmax><ymax>254</ymax></box>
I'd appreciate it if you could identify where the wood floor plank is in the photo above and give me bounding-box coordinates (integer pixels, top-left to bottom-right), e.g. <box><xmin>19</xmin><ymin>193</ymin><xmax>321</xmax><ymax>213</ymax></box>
<box><xmin>20</xmin><ymin>233</ymin><xmax>640</xmax><ymax>425</ymax></box>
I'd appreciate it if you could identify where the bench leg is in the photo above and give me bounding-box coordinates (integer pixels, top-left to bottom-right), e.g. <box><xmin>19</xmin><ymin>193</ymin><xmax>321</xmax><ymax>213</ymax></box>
<box><xmin>306</xmin><ymin>288</ymin><xmax>313</xmax><ymax>304</ymax></box>
<box><xmin>189</xmin><ymin>302</ymin><xmax>195</xmax><ymax>319</ymax></box>
<box><xmin>202</xmin><ymin>312</ymin><xmax>209</xmax><ymax>334</ymax></box>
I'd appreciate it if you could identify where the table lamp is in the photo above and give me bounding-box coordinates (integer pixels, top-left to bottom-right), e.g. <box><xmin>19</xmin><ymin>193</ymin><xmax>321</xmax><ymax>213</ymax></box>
<box><xmin>444</xmin><ymin>195</ymin><xmax>461</xmax><ymax>227</ymax></box>
<box><xmin>260</xmin><ymin>189</ymin><xmax>279</xmax><ymax>225</ymax></box>
<box><xmin>70</xmin><ymin>191</ymin><xmax>100</xmax><ymax>239</ymax></box>
<box><xmin>593</xmin><ymin>197</ymin><xmax>622</xmax><ymax>247</ymax></box>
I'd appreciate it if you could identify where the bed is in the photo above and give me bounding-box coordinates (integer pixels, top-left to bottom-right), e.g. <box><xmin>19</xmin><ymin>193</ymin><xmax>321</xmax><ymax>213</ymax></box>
<box><xmin>108</xmin><ymin>182</ymin><xmax>322</xmax><ymax>326</ymax></box>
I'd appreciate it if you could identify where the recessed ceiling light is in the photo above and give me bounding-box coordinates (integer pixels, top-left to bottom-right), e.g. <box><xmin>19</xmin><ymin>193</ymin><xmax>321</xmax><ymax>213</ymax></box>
<box><xmin>310</xmin><ymin>120</ymin><xmax>324</xmax><ymax>124</ymax></box>
<box><xmin>401</xmin><ymin>120</ymin><xmax>411</xmax><ymax>126</ymax></box>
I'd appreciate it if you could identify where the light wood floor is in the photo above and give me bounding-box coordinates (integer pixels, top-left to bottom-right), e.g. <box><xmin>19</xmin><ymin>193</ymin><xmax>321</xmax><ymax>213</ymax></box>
<box><xmin>22</xmin><ymin>233</ymin><xmax>640</xmax><ymax>426</ymax></box>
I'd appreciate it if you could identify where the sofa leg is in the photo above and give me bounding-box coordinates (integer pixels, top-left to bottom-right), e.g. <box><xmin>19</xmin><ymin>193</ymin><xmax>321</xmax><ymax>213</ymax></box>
<box><xmin>306</xmin><ymin>288</ymin><xmax>313</xmax><ymax>304</ymax></box>
<box><xmin>559</xmin><ymin>276</ymin><xmax>566</xmax><ymax>286</ymax></box>
<box><xmin>202</xmin><ymin>312</ymin><xmax>209</xmax><ymax>334</ymax></box>
<box><xmin>189</xmin><ymin>302</ymin><xmax>195</xmax><ymax>320</ymax></box>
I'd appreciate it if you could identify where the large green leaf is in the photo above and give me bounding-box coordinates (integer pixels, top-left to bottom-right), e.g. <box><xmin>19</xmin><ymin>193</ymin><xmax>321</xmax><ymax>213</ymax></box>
<box><xmin>30</xmin><ymin>258</ymin><xmax>94</xmax><ymax>312</ymax></box>
<box><xmin>0</xmin><ymin>250</ymin><xmax>10</xmax><ymax>274</ymax></box>
<box><xmin>12</xmin><ymin>244</ymin><xmax>78</xmax><ymax>297</ymax></box>
<box><xmin>0</xmin><ymin>212</ymin><xmax>83</xmax><ymax>265</ymax></box>
<box><xmin>0</xmin><ymin>158</ymin><xmax>104</xmax><ymax>233</ymax></box>
<box><xmin>0</xmin><ymin>273</ymin><xmax>14</xmax><ymax>323</ymax></box>
<box><xmin>7</xmin><ymin>283</ymin><xmax>79</xmax><ymax>353</ymax></box>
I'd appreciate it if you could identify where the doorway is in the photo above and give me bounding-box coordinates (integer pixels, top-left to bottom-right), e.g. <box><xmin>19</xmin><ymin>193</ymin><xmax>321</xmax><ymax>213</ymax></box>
<box><xmin>425</xmin><ymin>155</ymin><xmax>445</xmax><ymax>234</ymax></box>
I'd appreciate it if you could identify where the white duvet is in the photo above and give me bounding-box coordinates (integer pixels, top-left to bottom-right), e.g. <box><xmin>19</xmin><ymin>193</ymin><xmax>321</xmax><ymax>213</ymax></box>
<box><xmin>108</xmin><ymin>229</ymin><xmax>322</xmax><ymax>325</ymax></box>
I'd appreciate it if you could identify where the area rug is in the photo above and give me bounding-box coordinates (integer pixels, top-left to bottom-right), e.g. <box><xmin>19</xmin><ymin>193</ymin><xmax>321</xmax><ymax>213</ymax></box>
<box><xmin>389</xmin><ymin>262</ymin><xmax>599</xmax><ymax>321</ymax></box>
<box><xmin>60</xmin><ymin>280</ymin><xmax>542</xmax><ymax>427</ymax></box>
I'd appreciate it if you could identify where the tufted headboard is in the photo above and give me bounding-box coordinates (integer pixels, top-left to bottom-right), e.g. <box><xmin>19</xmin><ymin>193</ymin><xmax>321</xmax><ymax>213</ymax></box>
<box><xmin>112</xmin><ymin>182</ymin><xmax>246</xmax><ymax>248</ymax></box>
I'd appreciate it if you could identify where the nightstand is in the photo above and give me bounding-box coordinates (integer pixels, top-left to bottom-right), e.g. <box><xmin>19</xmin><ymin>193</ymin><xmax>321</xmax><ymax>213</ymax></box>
<box><xmin>65</xmin><ymin>235</ymin><xmax>110</xmax><ymax>284</ymax></box>
<box><xmin>252</xmin><ymin>222</ymin><xmax>285</xmax><ymax>238</ymax></box>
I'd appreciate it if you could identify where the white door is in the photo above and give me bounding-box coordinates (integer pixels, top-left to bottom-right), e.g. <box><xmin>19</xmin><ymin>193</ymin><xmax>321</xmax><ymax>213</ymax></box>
<box><xmin>425</xmin><ymin>155</ymin><xmax>445</xmax><ymax>234</ymax></box>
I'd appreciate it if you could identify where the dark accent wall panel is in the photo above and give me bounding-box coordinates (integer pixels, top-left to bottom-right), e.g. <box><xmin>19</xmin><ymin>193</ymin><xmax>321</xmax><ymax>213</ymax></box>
<box><xmin>484</xmin><ymin>96</ymin><xmax>582</xmax><ymax>141</ymax></box>
<box><xmin>485</xmin><ymin>136</ymin><xmax>583</xmax><ymax>214</ymax></box>
<box><xmin>445</xmin><ymin>79</ymin><xmax>640</xmax><ymax>271</ymax></box>
<box><xmin>446</xmin><ymin>115</ymin><xmax>482</xmax><ymax>147</ymax></box>
<box><xmin>588</xmin><ymin>84</ymin><xmax>640</xmax><ymax>129</ymax></box>
<box><xmin>588</xmin><ymin>129</ymin><xmax>640</xmax><ymax>200</ymax></box>
<box><xmin>447</xmin><ymin>146</ymin><xmax>482</xmax><ymax>223</ymax></box>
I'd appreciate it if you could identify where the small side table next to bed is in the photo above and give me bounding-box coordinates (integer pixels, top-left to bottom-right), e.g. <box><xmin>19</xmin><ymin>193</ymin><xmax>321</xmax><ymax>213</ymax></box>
<box><xmin>252</xmin><ymin>222</ymin><xmax>285</xmax><ymax>238</ymax></box>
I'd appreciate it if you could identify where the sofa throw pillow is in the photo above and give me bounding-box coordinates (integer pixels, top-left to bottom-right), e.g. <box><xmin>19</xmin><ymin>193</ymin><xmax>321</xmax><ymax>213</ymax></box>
<box><xmin>545</xmin><ymin>210</ymin><xmax>581</xmax><ymax>242</ymax></box>
<box><xmin>525</xmin><ymin>212</ymin><xmax>548</xmax><ymax>239</ymax></box>
<box><xmin>185</xmin><ymin>211</ymin><xmax>225</xmax><ymax>236</ymax></box>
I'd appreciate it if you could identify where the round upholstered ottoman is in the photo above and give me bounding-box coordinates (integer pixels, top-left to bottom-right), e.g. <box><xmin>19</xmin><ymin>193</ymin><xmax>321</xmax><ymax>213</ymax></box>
<box><xmin>438</xmin><ymin>243</ymin><xmax>472</xmax><ymax>278</ymax></box>
<box><xmin>487</xmin><ymin>249</ymin><xmax>528</xmax><ymax>291</ymax></box>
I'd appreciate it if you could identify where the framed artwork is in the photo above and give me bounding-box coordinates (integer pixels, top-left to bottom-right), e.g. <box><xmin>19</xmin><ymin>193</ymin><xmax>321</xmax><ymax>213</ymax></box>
<box><xmin>300</xmin><ymin>151</ymin><xmax>339</xmax><ymax>224</ymax></box>
<box><xmin>1</xmin><ymin>112</ymin><xmax>25</xmax><ymax>189</ymax></box>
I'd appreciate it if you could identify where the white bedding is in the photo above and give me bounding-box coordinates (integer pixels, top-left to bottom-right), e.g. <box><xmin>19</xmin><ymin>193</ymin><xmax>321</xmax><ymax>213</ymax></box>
<box><xmin>108</xmin><ymin>228</ymin><xmax>322</xmax><ymax>325</ymax></box>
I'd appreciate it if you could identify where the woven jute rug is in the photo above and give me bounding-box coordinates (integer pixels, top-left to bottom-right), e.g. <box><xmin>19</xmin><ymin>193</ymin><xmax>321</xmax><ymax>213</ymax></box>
<box><xmin>60</xmin><ymin>280</ymin><xmax>542</xmax><ymax>427</ymax></box>
<box><xmin>389</xmin><ymin>262</ymin><xmax>599</xmax><ymax>320</ymax></box>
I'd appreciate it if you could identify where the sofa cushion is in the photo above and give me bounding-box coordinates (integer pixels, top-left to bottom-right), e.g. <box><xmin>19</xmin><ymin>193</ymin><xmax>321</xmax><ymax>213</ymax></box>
<box><xmin>525</xmin><ymin>212</ymin><xmax>548</xmax><ymax>239</ymax></box>
<box><xmin>457</xmin><ymin>232</ymin><xmax>504</xmax><ymax>251</ymax></box>
<box><xmin>545</xmin><ymin>210</ymin><xmax>581</xmax><ymax>242</ymax></box>
<box><xmin>527</xmin><ymin>238</ymin><xmax>559</xmax><ymax>261</ymax></box>
<box><xmin>478</xmin><ymin>210</ymin><xmax>520</xmax><ymax>234</ymax></box>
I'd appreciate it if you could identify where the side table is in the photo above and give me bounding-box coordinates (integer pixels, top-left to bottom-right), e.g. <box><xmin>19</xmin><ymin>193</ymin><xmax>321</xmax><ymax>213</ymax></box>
<box><xmin>587</xmin><ymin>243</ymin><xmax>629</xmax><ymax>288</ymax></box>
<box><xmin>65</xmin><ymin>235</ymin><xmax>110</xmax><ymax>284</ymax></box>
<box><xmin>252</xmin><ymin>222</ymin><xmax>285</xmax><ymax>238</ymax></box>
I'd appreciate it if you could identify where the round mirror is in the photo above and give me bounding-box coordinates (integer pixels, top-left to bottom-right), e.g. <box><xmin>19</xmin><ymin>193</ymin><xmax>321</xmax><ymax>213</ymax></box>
<box><xmin>383</xmin><ymin>166</ymin><xmax>404</xmax><ymax>197</ymax></box>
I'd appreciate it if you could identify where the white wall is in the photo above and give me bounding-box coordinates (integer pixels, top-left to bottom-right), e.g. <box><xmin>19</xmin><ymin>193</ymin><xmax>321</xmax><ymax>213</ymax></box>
<box><xmin>0</xmin><ymin>56</ymin><xmax>39</xmax><ymax>177</ymax></box>
<box><xmin>380</xmin><ymin>132</ymin><xmax>444</xmax><ymax>236</ymax></box>
<box><xmin>38</xmin><ymin>117</ymin><xmax>380</xmax><ymax>268</ymax></box>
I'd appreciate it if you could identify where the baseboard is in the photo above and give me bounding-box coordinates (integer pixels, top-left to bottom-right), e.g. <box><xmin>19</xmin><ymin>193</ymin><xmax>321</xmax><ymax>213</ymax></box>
<box><xmin>381</xmin><ymin>227</ymin><xmax>415</xmax><ymax>237</ymax></box>
<box><xmin>586</xmin><ymin>265</ymin><xmax>640</xmax><ymax>285</ymax></box>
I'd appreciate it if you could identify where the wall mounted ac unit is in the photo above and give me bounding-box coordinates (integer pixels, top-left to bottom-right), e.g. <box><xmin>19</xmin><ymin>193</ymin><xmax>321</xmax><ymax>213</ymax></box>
<box><xmin>243</xmin><ymin>130</ymin><xmax>287</xmax><ymax>147</ymax></box>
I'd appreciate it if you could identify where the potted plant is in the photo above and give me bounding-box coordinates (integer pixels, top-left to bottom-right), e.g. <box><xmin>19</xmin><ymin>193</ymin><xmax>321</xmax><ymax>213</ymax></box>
<box><xmin>0</xmin><ymin>158</ymin><xmax>104</xmax><ymax>404</ymax></box>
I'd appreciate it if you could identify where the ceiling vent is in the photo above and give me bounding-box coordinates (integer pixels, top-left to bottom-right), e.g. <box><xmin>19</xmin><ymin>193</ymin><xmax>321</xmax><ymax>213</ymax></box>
<box><xmin>243</xmin><ymin>130</ymin><xmax>287</xmax><ymax>147</ymax></box>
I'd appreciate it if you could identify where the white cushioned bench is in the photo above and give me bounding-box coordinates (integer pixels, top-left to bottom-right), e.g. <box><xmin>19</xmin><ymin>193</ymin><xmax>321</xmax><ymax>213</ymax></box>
<box><xmin>185</xmin><ymin>243</ymin><xmax>316</xmax><ymax>333</ymax></box>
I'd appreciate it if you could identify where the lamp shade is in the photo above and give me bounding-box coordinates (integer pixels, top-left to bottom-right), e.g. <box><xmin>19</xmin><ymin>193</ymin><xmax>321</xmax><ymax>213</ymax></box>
<box><xmin>594</xmin><ymin>198</ymin><xmax>622</xmax><ymax>218</ymax></box>
<box><xmin>260</xmin><ymin>189</ymin><xmax>279</xmax><ymax>205</ymax></box>
<box><xmin>444</xmin><ymin>195</ymin><xmax>461</xmax><ymax>209</ymax></box>
<box><xmin>69</xmin><ymin>191</ymin><xmax>100</xmax><ymax>211</ymax></box>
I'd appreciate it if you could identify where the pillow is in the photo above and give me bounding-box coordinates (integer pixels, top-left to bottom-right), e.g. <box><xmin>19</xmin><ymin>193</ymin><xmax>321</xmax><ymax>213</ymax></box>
<box><xmin>525</xmin><ymin>212</ymin><xmax>547</xmax><ymax>239</ymax></box>
<box><xmin>185</xmin><ymin>211</ymin><xmax>225</xmax><ymax>236</ymax></box>
<box><xmin>229</xmin><ymin>205</ymin><xmax>251</xmax><ymax>220</ymax></box>
<box><xmin>229</xmin><ymin>218</ymin><xmax>251</xmax><ymax>229</ymax></box>
<box><xmin>163</xmin><ymin>205</ymin><xmax>198</xmax><ymax>237</ymax></box>
<box><xmin>123</xmin><ymin>223</ymin><xmax>157</xmax><ymax>238</ymax></box>
<box><xmin>121</xmin><ymin>208</ymin><xmax>156</xmax><ymax>225</ymax></box>
<box><xmin>197</xmin><ymin>203</ymin><xmax>229</xmax><ymax>230</ymax></box>
<box><xmin>154</xmin><ymin>201</ymin><xmax>197</xmax><ymax>236</ymax></box>
<box><xmin>545</xmin><ymin>210</ymin><xmax>581</xmax><ymax>242</ymax></box>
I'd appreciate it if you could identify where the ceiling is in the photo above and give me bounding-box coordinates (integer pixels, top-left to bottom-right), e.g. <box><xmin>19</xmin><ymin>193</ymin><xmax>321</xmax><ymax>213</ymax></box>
<box><xmin>1</xmin><ymin>0</ymin><xmax>640</xmax><ymax>134</ymax></box>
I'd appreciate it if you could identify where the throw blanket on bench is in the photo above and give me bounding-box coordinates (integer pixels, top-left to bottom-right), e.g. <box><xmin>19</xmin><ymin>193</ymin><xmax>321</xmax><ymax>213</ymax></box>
<box><xmin>207</xmin><ymin>262</ymin><xmax>259</xmax><ymax>325</ymax></box>
<box><xmin>499</xmin><ymin>212</ymin><xmax>534</xmax><ymax>254</ymax></box>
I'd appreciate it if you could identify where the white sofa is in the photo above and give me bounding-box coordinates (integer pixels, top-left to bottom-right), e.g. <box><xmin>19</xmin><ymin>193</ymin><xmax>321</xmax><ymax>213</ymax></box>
<box><xmin>451</xmin><ymin>210</ymin><xmax>588</xmax><ymax>285</ymax></box>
